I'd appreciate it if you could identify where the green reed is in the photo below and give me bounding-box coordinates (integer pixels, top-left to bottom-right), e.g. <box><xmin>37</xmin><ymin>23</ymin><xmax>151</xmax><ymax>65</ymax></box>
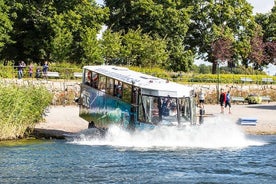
<box><xmin>0</xmin><ymin>84</ymin><xmax>52</xmax><ymax>140</ymax></box>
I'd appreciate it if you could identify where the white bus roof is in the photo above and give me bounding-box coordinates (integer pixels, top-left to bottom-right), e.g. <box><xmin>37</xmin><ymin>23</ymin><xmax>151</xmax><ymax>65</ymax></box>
<box><xmin>83</xmin><ymin>65</ymin><xmax>194</xmax><ymax>98</ymax></box>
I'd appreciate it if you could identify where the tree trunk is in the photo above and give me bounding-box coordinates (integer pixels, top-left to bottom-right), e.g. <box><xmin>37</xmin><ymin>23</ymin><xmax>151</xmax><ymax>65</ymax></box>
<box><xmin>211</xmin><ymin>61</ymin><xmax>217</xmax><ymax>74</ymax></box>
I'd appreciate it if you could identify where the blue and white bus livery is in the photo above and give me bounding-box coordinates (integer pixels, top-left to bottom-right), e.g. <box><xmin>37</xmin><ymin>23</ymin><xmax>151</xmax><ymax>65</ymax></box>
<box><xmin>78</xmin><ymin>65</ymin><xmax>196</xmax><ymax>130</ymax></box>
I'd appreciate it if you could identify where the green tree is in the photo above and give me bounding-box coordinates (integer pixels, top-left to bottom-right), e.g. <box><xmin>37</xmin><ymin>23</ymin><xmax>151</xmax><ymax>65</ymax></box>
<box><xmin>185</xmin><ymin>0</ymin><xmax>256</xmax><ymax>73</ymax></box>
<box><xmin>80</xmin><ymin>27</ymin><xmax>103</xmax><ymax>64</ymax></box>
<box><xmin>1</xmin><ymin>0</ymin><xmax>109</xmax><ymax>64</ymax></box>
<box><xmin>267</xmin><ymin>1</ymin><xmax>276</xmax><ymax>41</ymax></box>
<box><xmin>58</xmin><ymin>0</ymin><xmax>109</xmax><ymax>62</ymax></box>
<box><xmin>101</xmin><ymin>29</ymin><xmax>122</xmax><ymax>64</ymax></box>
<box><xmin>255</xmin><ymin>13</ymin><xmax>271</xmax><ymax>42</ymax></box>
<box><xmin>3</xmin><ymin>0</ymin><xmax>55</xmax><ymax>63</ymax></box>
<box><xmin>105</xmin><ymin>0</ymin><xmax>192</xmax><ymax>71</ymax></box>
<box><xmin>167</xmin><ymin>38</ymin><xmax>194</xmax><ymax>72</ymax></box>
<box><xmin>120</xmin><ymin>28</ymin><xmax>169</xmax><ymax>68</ymax></box>
<box><xmin>141</xmin><ymin>34</ymin><xmax>169</xmax><ymax>68</ymax></box>
<box><xmin>198</xmin><ymin>64</ymin><xmax>211</xmax><ymax>74</ymax></box>
<box><xmin>0</xmin><ymin>0</ymin><xmax>13</xmax><ymax>52</ymax></box>
<box><xmin>50</xmin><ymin>15</ymin><xmax>73</xmax><ymax>62</ymax></box>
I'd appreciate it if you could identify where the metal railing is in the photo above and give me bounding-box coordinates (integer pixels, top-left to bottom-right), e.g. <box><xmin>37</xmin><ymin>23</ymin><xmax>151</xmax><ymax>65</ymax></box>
<box><xmin>0</xmin><ymin>65</ymin><xmax>275</xmax><ymax>85</ymax></box>
<box><xmin>0</xmin><ymin>65</ymin><xmax>82</xmax><ymax>81</ymax></box>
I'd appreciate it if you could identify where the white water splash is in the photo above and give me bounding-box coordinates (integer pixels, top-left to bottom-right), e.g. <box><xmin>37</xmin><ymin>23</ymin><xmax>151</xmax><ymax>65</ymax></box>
<box><xmin>70</xmin><ymin>116</ymin><xmax>266</xmax><ymax>150</ymax></box>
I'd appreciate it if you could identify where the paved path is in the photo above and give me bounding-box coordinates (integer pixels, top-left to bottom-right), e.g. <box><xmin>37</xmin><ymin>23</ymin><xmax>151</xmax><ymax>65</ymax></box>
<box><xmin>202</xmin><ymin>102</ymin><xmax>276</xmax><ymax>134</ymax></box>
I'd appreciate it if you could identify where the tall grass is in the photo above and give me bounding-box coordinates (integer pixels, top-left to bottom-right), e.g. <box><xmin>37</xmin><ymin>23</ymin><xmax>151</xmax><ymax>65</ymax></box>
<box><xmin>0</xmin><ymin>84</ymin><xmax>52</xmax><ymax>140</ymax></box>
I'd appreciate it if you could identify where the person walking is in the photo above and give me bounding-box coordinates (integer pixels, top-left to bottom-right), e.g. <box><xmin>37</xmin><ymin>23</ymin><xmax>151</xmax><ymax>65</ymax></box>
<box><xmin>219</xmin><ymin>88</ymin><xmax>226</xmax><ymax>113</ymax></box>
<box><xmin>225</xmin><ymin>91</ymin><xmax>231</xmax><ymax>114</ymax></box>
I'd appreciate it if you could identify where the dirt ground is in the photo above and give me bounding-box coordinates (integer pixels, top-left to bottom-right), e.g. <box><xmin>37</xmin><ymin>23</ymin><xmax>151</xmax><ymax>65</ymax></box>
<box><xmin>34</xmin><ymin>105</ymin><xmax>88</xmax><ymax>138</ymax></box>
<box><xmin>35</xmin><ymin>102</ymin><xmax>276</xmax><ymax>138</ymax></box>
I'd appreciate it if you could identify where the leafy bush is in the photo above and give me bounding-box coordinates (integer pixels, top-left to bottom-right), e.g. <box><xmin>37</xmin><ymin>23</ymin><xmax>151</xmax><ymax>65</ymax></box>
<box><xmin>245</xmin><ymin>95</ymin><xmax>262</xmax><ymax>104</ymax></box>
<box><xmin>0</xmin><ymin>61</ymin><xmax>17</xmax><ymax>78</ymax></box>
<box><xmin>49</xmin><ymin>62</ymin><xmax>82</xmax><ymax>79</ymax></box>
<box><xmin>128</xmin><ymin>66</ymin><xmax>170</xmax><ymax>78</ymax></box>
<box><xmin>188</xmin><ymin>74</ymin><xmax>276</xmax><ymax>84</ymax></box>
<box><xmin>0</xmin><ymin>84</ymin><xmax>52</xmax><ymax>140</ymax></box>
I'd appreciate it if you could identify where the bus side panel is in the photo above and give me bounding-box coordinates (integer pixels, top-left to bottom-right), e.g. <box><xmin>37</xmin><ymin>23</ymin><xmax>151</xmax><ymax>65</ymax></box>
<box><xmin>79</xmin><ymin>85</ymin><xmax>133</xmax><ymax>128</ymax></box>
<box><xmin>135</xmin><ymin>121</ymin><xmax>155</xmax><ymax>130</ymax></box>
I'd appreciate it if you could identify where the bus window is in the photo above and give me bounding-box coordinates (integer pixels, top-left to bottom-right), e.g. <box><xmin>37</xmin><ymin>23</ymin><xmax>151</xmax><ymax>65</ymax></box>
<box><xmin>161</xmin><ymin>97</ymin><xmax>170</xmax><ymax>116</ymax></box>
<box><xmin>138</xmin><ymin>95</ymin><xmax>161</xmax><ymax>124</ymax></box>
<box><xmin>138</xmin><ymin>94</ymin><xmax>146</xmax><ymax>122</ymax></box>
<box><xmin>91</xmin><ymin>72</ymin><xmax>99</xmax><ymax>88</ymax></box>
<box><xmin>84</xmin><ymin>70</ymin><xmax>92</xmax><ymax>86</ymax></box>
<box><xmin>131</xmin><ymin>87</ymin><xmax>139</xmax><ymax>104</ymax></box>
<box><xmin>179</xmin><ymin>98</ymin><xmax>191</xmax><ymax>122</ymax></box>
<box><xmin>98</xmin><ymin>74</ymin><xmax>106</xmax><ymax>92</ymax></box>
<box><xmin>106</xmin><ymin>77</ymin><xmax>114</xmax><ymax>95</ymax></box>
<box><xmin>122</xmin><ymin>83</ymin><xmax>131</xmax><ymax>103</ymax></box>
<box><xmin>159</xmin><ymin>97</ymin><xmax>178</xmax><ymax>123</ymax></box>
<box><xmin>151</xmin><ymin>97</ymin><xmax>160</xmax><ymax>124</ymax></box>
<box><xmin>114</xmin><ymin>80</ymin><xmax>122</xmax><ymax>98</ymax></box>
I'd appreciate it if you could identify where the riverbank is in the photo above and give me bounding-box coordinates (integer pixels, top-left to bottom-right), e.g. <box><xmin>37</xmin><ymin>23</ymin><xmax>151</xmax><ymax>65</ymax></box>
<box><xmin>33</xmin><ymin>105</ymin><xmax>87</xmax><ymax>139</ymax></box>
<box><xmin>34</xmin><ymin>103</ymin><xmax>276</xmax><ymax>138</ymax></box>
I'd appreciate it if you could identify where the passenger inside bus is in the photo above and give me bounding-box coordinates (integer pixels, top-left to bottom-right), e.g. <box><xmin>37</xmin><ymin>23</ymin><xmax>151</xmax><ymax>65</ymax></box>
<box><xmin>115</xmin><ymin>82</ymin><xmax>122</xmax><ymax>98</ymax></box>
<box><xmin>91</xmin><ymin>73</ymin><xmax>99</xmax><ymax>89</ymax></box>
<box><xmin>152</xmin><ymin>99</ymin><xmax>159</xmax><ymax>116</ymax></box>
<box><xmin>161</xmin><ymin>97</ymin><xmax>171</xmax><ymax>116</ymax></box>
<box><xmin>85</xmin><ymin>71</ymin><xmax>92</xmax><ymax>86</ymax></box>
<box><xmin>131</xmin><ymin>87</ymin><xmax>139</xmax><ymax>104</ymax></box>
<box><xmin>169</xmin><ymin>102</ymin><xmax>177</xmax><ymax>116</ymax></box>
<box><xmin>99</xmin><ymin>83</ymin><xmax>106</xmax><ymax>92</ymax></box>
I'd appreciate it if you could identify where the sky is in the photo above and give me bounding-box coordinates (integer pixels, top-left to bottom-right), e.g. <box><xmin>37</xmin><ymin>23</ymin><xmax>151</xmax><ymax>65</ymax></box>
<box><xmin>247</xmin><ymin>0</ymin><xmax>274</xmax><ymax>14</ymax></box>
<box><xmin>96</xmin><ymin>0</ymin><xmax>274</xmax><ymax>12</ymax></box>
<box><xmin>95</xmin><ymin>0</ymin><xmax>275</xmax><ymax>75</ymax></box>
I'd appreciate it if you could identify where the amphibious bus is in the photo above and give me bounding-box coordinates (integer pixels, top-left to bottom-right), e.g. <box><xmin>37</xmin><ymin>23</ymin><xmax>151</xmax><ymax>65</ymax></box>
<box><xmin>78</xmin><ymin>65</ymin><xmax>196</xmax><ymax>130</ymax></box>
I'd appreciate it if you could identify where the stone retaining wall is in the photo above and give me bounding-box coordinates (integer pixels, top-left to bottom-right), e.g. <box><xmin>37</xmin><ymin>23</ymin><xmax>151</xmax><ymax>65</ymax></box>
<box><xmin>1</xmin><ymin>78</ymin><xmax>275</xmax><ymax>105</ymax></box>
<box><xmin>0</xmin><ymin>78</ymin><xmax>81</xmax><ymax>105</ymax></box>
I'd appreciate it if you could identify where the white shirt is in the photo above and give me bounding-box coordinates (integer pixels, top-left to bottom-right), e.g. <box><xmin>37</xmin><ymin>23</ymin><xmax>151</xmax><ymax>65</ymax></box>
<box><xmin>199</xmin><ymin>92</ymin><xmax>205</xmax><ymax>100</ymax></box>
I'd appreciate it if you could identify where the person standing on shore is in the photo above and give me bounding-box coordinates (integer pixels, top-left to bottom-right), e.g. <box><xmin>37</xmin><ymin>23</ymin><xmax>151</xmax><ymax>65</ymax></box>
<box><xmin>198</xmin><ymin>89</ymin><xmax>205</xmax><ymax>109</ymax></box>
<box><xmin>18</xmin><ymin>60</ymin><xmax>26</xmax><ymax>79</ymax></box>
<box><xmin>29</xmin><ymin>62</ymin><xmax>34</xmax><ymax>78</ymax></box>
<box><xmin>35</xmin><ymin>67</ymin><xmax>41</xmax><ymax>79</ymax></box>
<box><xmin>219</xmin><ymin>89</ymin><xmax>226</xmax><ymax>113</ymax></box>
<box><xmin>225</xmin><ymin>91</ymin><xmax>231</xmax><ymax>114</ymax></box>
<box><xmin>42</xmin><ymin>61</ymin><xmax>48</xmax><ymax>79</ymax></box>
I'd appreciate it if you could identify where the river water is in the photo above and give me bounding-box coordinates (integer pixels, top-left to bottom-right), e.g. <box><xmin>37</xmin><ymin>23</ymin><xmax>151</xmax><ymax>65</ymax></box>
<box><xmin>0</xmin><ymin>117</ymin><xmax>275</xmax><ymax>184</ymax></box>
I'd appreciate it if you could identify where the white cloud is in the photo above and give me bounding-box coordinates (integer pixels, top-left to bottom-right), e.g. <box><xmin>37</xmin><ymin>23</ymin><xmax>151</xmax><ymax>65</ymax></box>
<box><xmin>96</xmin><ymin>0</ymin><xmax>104</xmax><ymax>6</ymax></box>
<box><xmin>247</xmin><ymin>0</ymin><xmax>274</xmax><ymax>14</ymax></box>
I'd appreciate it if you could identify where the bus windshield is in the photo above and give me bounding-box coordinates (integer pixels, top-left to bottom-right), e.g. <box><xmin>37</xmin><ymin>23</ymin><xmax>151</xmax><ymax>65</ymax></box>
<box><xmin>138</xmin><ymin>95</ymin><xmax>192</xmax><ymax>125</ymax></box>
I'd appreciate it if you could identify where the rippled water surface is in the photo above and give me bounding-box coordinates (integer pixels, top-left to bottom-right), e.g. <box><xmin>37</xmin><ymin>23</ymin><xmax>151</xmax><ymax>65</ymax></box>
<box><xmin>1</xmin><ymin>118</ymin><xmax>275</xmax><ymax>184</ymax></box>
